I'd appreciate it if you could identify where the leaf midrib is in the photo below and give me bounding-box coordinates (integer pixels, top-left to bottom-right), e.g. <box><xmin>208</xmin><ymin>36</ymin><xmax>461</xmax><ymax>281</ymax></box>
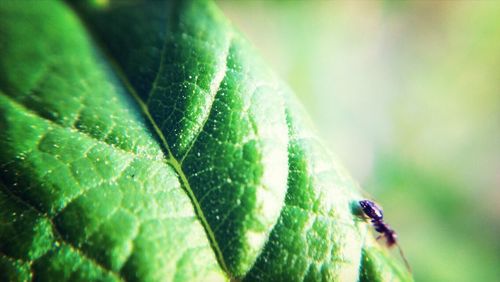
<box><xmin>62</xmin><ymin>0</ymin><xmax>234</xmax><ymax>278</ymax></box>
<box><xmin>86</xmin><ymin>33</ymin><xmax>232</xmax><ymax>280</ymax></box>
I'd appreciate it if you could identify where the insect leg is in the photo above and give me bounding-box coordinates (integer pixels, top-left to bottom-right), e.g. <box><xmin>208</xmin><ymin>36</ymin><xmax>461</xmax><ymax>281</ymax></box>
<box><xmin>396</xmin><ymin>243</ymin><xmax>412</xmax><ymax>273</ymax></box>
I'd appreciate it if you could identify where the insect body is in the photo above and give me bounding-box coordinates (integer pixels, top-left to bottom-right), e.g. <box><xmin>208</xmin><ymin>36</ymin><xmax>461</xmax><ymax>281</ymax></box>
<box><xmin>359</xmin><ymin>200</ymin><xmax>411</xmax><ymax>272</ymax></box>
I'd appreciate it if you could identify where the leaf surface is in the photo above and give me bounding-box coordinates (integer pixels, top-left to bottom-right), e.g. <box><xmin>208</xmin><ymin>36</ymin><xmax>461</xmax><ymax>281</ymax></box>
<box><xmin>0</xmin><ymin>0</ymin><xmax>412</xmax><ymax>281</ymax></box>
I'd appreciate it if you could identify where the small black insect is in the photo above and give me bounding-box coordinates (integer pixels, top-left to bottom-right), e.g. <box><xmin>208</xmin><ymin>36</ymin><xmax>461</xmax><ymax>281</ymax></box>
<box><xmin>359</xmin><ymin>200</ymin><xmax>411</xmax><ymax>272</ymax></box>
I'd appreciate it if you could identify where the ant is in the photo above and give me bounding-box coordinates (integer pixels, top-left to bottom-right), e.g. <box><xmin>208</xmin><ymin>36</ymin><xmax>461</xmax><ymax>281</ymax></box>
<box><xmin>359</xmin><ymin>200</ymin><xmax>412</xmax><ymax>273</ymax></box>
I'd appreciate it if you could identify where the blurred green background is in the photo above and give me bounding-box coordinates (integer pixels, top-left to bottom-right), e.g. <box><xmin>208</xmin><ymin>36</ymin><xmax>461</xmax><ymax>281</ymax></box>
<box><xmin>217</xmin><ymin>1</ymin><xmax>500</xmax><ymax>281</ymax></box>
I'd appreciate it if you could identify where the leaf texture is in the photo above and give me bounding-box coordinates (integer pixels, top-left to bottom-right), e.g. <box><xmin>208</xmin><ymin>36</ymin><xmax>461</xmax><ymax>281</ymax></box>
<box><xmin>0</xmin><ymin>0</ymin><xmax>412</xmax><ymax>281</ymax></box>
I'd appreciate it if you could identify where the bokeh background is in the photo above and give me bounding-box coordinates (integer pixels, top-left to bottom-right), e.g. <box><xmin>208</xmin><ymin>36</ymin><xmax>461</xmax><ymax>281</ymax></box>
<box><xmin>217</xmin><ymin>1</ymin><xmax>500</xmax><ymax>281</ymax></box>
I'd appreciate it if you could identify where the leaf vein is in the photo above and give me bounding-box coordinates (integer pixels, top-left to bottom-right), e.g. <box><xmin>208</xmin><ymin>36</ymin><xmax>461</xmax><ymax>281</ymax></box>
<box><xmin>0</xmin><ymin>181</ymin><xmax>123</xmax><ymax>281</ymax></box>
<box><xmin>179</xmin><ymin>35</ymin><xmax>232</xmax><ymax>164</ymax></box>
<box><xmin>0</xmin><ymin>92</ymin><xmax>161</xmax><ymax>162</ymax></box>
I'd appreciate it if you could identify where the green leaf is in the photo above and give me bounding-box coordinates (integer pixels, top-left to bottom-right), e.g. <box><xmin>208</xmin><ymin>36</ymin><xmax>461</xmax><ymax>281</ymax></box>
<box><xmin>0</xmin><ymin>0</ymin><xmax>412</xmax><ymax>281</ymax></box>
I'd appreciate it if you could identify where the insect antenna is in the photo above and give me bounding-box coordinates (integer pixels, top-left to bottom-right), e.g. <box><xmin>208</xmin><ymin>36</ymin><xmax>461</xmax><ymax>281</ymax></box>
<box><xmin>396</xmin><ymin>243</ymin><xmax>412</xmax><ymax>273</ymax></box>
